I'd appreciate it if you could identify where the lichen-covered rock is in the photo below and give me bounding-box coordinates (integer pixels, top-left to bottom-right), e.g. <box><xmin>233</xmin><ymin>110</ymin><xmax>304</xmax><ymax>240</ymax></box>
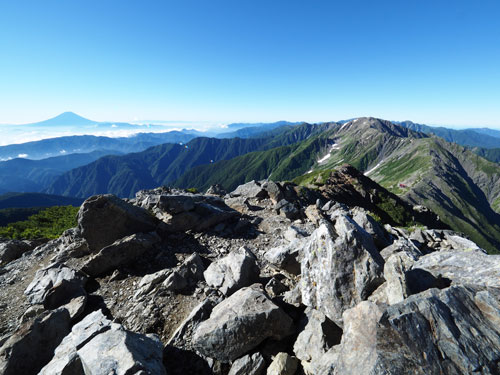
<box><xmin>193</xmin><ymin>285</ymin><xmax>294</xmax><ymax>362</ymax></box>
<box><xmin>301</xmin><ymin>217</ymin><xmax>384</xmax><ymax>325</ymax></box>
<box><xmin>266</xmin><ymin>352</ymin><xmax>298</xmax><ymax>375</ymax></box>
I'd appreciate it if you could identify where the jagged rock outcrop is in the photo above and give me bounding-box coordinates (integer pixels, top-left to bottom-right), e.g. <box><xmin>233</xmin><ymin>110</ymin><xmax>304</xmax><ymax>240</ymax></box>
<box><xmin>301</xmin><ymin>216</ymin><xmax>384</xmax><ymax>325</ymax></box>
<box><xmin>193</xmin><ymin>285</ymin><xmax>294</xmax><ymax>362</ymax></box>
<box><xmin>333</xmin><ymin>285</ymin><xmax>500</xmax><ymax>374</ymax></box>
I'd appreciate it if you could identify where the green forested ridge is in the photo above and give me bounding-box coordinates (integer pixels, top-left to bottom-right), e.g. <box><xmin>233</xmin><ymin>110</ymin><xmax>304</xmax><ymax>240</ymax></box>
<box><xmin>0</xmin><ymin>207</ymin><xmax>44</xmax><ymax>227</ymax></box>
<box><xmin>0</xmin><ymin>192</ymin><xmax>84</xmax><ymax>209</ymax></box>
<box><xmin>45</xmin><ymin>123</ymin><xmax>335</xmax><ymax>198</ymax></box>
<box><xmin>174</xmin><ymin>135</ymin><xmax>333</xmax><ymax>191</ymax></box>
<box><xmin>0</xmin><ymin>206</ymin><xmax>79</xmax><ymax>240</ymax></box>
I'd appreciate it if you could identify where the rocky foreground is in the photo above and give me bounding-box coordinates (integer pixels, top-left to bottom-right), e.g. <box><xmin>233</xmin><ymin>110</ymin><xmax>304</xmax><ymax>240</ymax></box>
<box><xmin>0</xmin><ymin>174</ymin><xmax>500</xmax><ymax>374</ymax></box>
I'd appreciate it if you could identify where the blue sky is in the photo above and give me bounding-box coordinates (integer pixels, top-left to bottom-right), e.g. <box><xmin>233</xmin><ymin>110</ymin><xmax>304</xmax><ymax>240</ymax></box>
<box><xmin>0</xmin><ymin>0</ymin><xmax>499</xmax><ymax>127</ymax></box>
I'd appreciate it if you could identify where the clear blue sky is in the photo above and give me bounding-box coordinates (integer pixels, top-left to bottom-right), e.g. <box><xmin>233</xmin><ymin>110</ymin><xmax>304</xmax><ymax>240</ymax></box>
<box><xmin>1</xmin><ymin>0</ymin><xmax>499</xmax><ymax>127</ymax></box>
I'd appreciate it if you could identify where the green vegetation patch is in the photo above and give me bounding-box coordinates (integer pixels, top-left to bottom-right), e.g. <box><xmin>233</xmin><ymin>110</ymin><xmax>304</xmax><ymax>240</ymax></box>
<box><xmin>0</xmin><ymin>206</ymin><xmax>79</xmax><ymax>240</ymax></box>
<box><xmin>376</xmin><ymin>152</ymin><xmax>431</xmax><ymax>189</ymax></box>
<box><xmin>293</xmin><ymin>169</ymin><xmax>336</xmax><ymax>187</ymax></box>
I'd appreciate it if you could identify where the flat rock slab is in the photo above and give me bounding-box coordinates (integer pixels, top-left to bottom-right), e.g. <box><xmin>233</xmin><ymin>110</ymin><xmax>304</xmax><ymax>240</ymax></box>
<box><xmin>413</xmin><ymin>250</ymin><xmax>500</xmax><ymax>288</ymax></box>
<box><xmin>82</xmin><ymin>232</ymin><xmax>160</xmax><ymax>277</ymax></box>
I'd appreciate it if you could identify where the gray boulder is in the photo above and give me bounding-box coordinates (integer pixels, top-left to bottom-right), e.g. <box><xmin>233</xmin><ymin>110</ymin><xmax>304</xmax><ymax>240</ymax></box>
<box><xmin>82</xmin><ymin>232</ymin><xmax>160</xmax><ymax>277</ymax></box>
<box><xmin>301</xmin><ymin>217</ymin><xmax>384</xmax><ymax>325</ymax></box>
<box><xmin>350</xmin><ymin>208</ymin><xmax>391</xmax><ymax>249</ymax></box>
<box><xmin>167</xmin><ymin>298</ymin><xmax>219</xmax><ymax>350</ymax></box>
<box><xmin>262</xmin><ymin>181</ymin><xmax>284</xmax><ymax>204</ymax></box>
<box><xmin>332</xmin><ymin>301</ymin><xmax>384</xmax><ymax>375</ymax></box>
<box><xmin>0</xmin><ymin>308</ymin><xmax>71</xmax><ymax>375</ymax></box>
<box><xmin>293</xmin><ymin>308</ymin><xmax>341</xmax><ymax>369</ymax></box>
<box><xmin>204</xmin><ymin>247</ymin><xmax>258</xmax><ymax>295</ymax></box>
<box><xmin>39</xmin><ymin>309</ymin><xmax>166</xmax><ymax>375</ymax></box>
<box><xmin>39</xmin><ymin>310</ymin><xmax>112</xmax><ymax>375</ymax></box>
<box><xmin>147</xmin><ymin>193</ymin><xmax>239</xmax><ymax>232</ymax></box>
<box><xmin>275</xmin><ymin>199</ymin><xmax>300</xmax><ymax>220</ymax></box>
<box><xmin>230</xmin><ymin>180</ymin><xmax>267</xmax><ymax>199</ymax></box>
<box><xmin>193</xmin><ymin>284</ymin><xmax>294</xmax><ymax>362</ymax></box>
<box><xmin>228</xmin><ymin>352</ymin><xmax>266</xmax><ymax>375</ymax></box>
<box><xmin>78</xmin><ymin>194</ymin><xmax>158</xmax><ymax>252</ymax></box>
<box><xmin>413</xmin><ymin>249</ymin><xmax>500</xmax><ymax>288</ymax></box>
<box><xmin>25</xmin><ymin>263</ymin><xmax>87</xmax><ymax>305</ymax></box>
<box><xmin>384</xmin><ymin>251</ymin><xmax>418</xmax><ymax>305</ymax></box>
<box><xmin>177</xmin><ymin>252</ymin><xmax>205</xmax><ymax>285</ymax></box>
<box><xmin>265</xmin><ymin>240</ymin><xmax>303</xmax><ymax>275</ymax></box>
<box><xmin>0</xmin><ymin>239</ymin><xmax>37</xmax><ymax>264</ymax></box>
<box><xmin>77</xmin><ymin>327</ymin><xmax>165</xmax><ymax>375</ymax></box>
<box><xmin>206</xmin><ymin>184</ymin><xmax>227</xmax><ymax>196</ymax></box>
<box><xmin>136</xmin><ymin>252</ymin><xmax>205</xmax><ymax>297</ymax></box>
<box><xmin>379</xmin><ymin>238</ymin><xmax>422</xmax><ymax>262</ymax></box>
<box><xmin>333</xmin><ymin>285</ymin><xmax>500</xmax><ymax>374</ymax></box>
<box><xmin>43</xmin><ymin>279</ymin><xmax>87</xmax><ymax>320</ymax></box>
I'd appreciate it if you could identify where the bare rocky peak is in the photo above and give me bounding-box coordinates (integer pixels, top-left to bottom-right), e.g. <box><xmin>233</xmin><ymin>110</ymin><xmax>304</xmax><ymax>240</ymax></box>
<box><xmin>0</xmin><ymin>174</ymin><xmax>499</xmax><ymax>374</ymax></box>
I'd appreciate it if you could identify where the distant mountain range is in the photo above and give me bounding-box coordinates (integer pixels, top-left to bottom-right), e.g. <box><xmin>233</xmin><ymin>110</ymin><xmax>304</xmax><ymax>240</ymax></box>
<box><xmin>176</xmin><ymin>119</ymin><xmax>500</xmax><ymax>253</ymax></box>
<box><xmin>0</xmin><ymin>150</ymin><xmax>124</xmax><ymax>193</ymax></box>
<box><xmin>44</xmin><ymin>123</ymin><xmax>332</xmax><ymax>198</ymax></box>
<box><xmin>398</xmin><ymin>120</ymin><xmax>500</xmax><ymax>148</ymax></box>
<box><xmin>2</xmin><ymin>113</ymin><xmax>500</xmax><ymax>252</ymax></box>
<box><xmin>0</xmin><ymin>132</ymin><xmax>197</xmax><ymax>161</ymax></box>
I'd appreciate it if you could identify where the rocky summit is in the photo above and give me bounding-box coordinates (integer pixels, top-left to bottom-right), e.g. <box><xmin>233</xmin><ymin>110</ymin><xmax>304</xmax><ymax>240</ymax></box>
<box><xmin>0</xmin><ymin>173</ymin><xmax>500</xmax><ymax>375</ymax></box>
